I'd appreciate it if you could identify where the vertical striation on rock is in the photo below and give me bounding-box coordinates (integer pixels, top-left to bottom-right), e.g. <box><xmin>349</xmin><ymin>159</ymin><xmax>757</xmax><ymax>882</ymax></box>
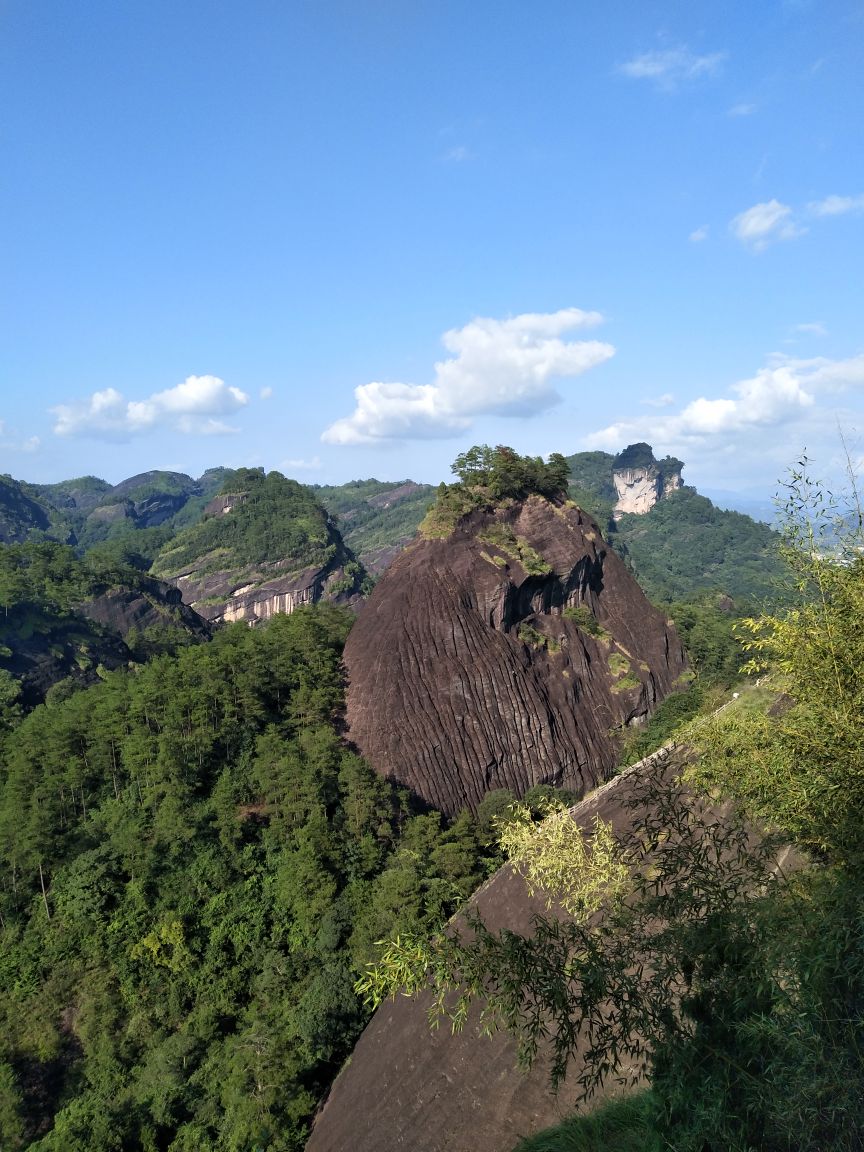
<box><xmin>343</xmin><ymin>494</ymin><xmax>687</xmax><ymax>816</ymax></box>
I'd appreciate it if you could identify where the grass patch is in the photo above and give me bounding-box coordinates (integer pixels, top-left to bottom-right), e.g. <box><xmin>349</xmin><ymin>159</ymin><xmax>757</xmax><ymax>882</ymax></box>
<box><xmin>607</xmin><ymin>651</ymin><xmax>631</xmax><ymax>677</ymax></box>
<box><xmin>477</xmin><ymin>524</ymin><xmax>552</xmax><ymax>575</ymax></box>
<box><xmin>562</xmin><ymin>604</ymin><xmax>607</xmax><ymax>638</ymax></box>
<box><xmin>612</xmin><ymin>674</ymin><xmax>641</xmax><ymax>693</ymax></box>
<box><xmin>511</xmin><ymin>1092</ymin><xmax>662</xmax><ymax>1152</ymax></box>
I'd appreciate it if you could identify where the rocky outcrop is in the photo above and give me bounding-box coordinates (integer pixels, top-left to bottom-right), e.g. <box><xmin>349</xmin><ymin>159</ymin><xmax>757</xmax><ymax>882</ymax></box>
<box><xmin>78</xmin><ymin>577</ymin><xmax>212</xmax><ymax>643</ymax></box>
<box><xmin>0</xmin><ymin>477</ymin><xmax>52</xmax><ymax>543</ymax></box>
<box><xmin>343</xmin><ymin>495</ymin><xmax>686</xmax><ymax>816</ymax></box>
<box><xmin>612</xmin><ymin>444</ymin><xmax>683</xmax><ymax>518</ymax></box>
<box><xmin>164</xmin><ymin>549</ymin><xmax>364</xmax><ymax>626</ymax></box>
<box><xmin>1</xmin><ymin>578</ymin><xmax>212</xmax><ymax>708</ymax></box>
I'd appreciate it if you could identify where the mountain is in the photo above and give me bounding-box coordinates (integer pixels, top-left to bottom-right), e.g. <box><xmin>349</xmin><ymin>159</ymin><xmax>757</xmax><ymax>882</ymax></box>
<box><xmin>614</xmin><ymin>487</ymin><xmax>784</xmax><ymax>604</ymax></box>
<box><xmin>0</xmin><ymin>475</ymin><xmax>54</xmax><ymax>543</ymax></box>
<box><xmin>0</xmin><ymin>541</ymin><xmax>211</xmax><ymax>708</ymax></box>
<box><xmin>314</xmin><ymin>477</ymin><xmax>436</xmax><ymax>574</ymax></box>
<box><xmin>343</xmin><ymin>472</ymin><xmax>686</xmax><ymax>817</ymax></box>
<box><xmin>151</xmin><ymin>468</ymin><xmax>368</xmax><ymax>623</ymax></box>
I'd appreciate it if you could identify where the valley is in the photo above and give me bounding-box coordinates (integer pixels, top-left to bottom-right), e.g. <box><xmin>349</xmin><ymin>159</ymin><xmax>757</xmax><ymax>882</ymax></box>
<box><xmin>0</xmin><ymin>445</ymin><xmax>860</xmax><ymax>1151</ymax></box>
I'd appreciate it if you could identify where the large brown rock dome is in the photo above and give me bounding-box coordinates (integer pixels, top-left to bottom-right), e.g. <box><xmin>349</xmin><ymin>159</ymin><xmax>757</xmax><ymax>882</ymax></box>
<box><xmin>343</xmin><ymin>494</ymin><xmax>686</xmax><ymax>816</ymax></box>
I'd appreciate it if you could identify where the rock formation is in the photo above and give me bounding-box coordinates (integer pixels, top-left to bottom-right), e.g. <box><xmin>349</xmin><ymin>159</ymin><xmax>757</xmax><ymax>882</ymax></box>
<box><xmin>612</xmin><ymin>442</ymin><xmax>683</xmax><ymax>518</ymax></box>
<box><xmin>343</xmin><ymin>493</ymin><xmax>686</xmax><ymax>816</ymax></box>
<box><xmin>2</xmin><ymin>576</ymin><xmax>211</xmax><ymax>708</ymax></box>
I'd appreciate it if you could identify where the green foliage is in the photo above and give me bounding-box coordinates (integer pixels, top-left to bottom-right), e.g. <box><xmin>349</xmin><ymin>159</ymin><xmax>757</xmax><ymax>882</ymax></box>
<box><xmin>612</xmin><ymin>442</ymin><xmax>656</xmax><ymax>471</ymax></box>
<box><xmin>619</xmin><ymin>685</ymin><xmax>710</xmax><ymax>765</ymax></box>
<box><xmin>511</xmin><ymin>1092</ymin><xmax>661</xmax><ymax>1152</ymax></box>
<box><xmin>614</xmin><ymin>487</ymin><xmax>785</xmax><ymax>604</ymax></box>
<box><xmin>0</xmin><ymin>605</ymin><xmax>496</xmax><ymax>1149</ymax></box>
<box><xmin>479</xmin><ymin>524</ymin><xmax>552</xmax><ymax>575</ymax></box>
<box><xmin>153</xmin><ymin>470</ymin><xmax>337</xmax><ymax>577</ymax></box>
<box><xmin>314</xmin><ymin>479</ymin><xmax>435</xmax><ymax>564</ymax></box>
<box><xmin>451</xmin><ymin>445</ymin><xmax>571</xmax><ymax>500</ymax></box>
<box><xmin>687</xmin><ymin>541</ymin><xmax>864</xmax><ymax>862</ymax></box>
<box><xmin>361</xmin><ymin>460</ymin><xmax>864</xmax><ymax>1151</ymax></box>
<box><xmin>0</xmin><ymin>476</ymin><xmax>52</xmax><ymax>544</ymax></box>
<box><xmin>421</xmin><ymin>446</ymin><xmax>571</xmax><ymax>539</ymax></box>
<box><xmin>563</xmin><ymin>451</ymin><xmax>617</xmax><ymax>506</ymax></box>
<box><xmin>561</xmin><ymin>604</ymin><xmax>606</xmax><ymax>637</ymax></box>
<box><xmin>498</xmin><ymin>801</ymin><xmax>628</xmax><ymax>920</ymax></box>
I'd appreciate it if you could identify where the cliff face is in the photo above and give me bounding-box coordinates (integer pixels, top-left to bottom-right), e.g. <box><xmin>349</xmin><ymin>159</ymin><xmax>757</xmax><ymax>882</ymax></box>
<box><xmin>343</xmin><ymin>495</ymin><xmax>686</xmax><ymax>816</ymax></box>
<box><xmin>612</xmin><ymin>461</ymin><xmax>683</xmax><ymax>517</ymax></box>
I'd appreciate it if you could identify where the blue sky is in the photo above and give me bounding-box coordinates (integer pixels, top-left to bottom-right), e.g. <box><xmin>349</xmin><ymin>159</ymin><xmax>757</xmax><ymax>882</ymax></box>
<box><xmin>2</xmin><ymin>0</ymin><xmax>863</xmax><ymax>498</ymax></box>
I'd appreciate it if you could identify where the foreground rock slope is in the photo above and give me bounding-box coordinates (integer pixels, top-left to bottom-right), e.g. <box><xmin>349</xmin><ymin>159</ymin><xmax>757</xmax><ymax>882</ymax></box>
<box><xmin>343</xmin><ymin>492</ymin><xmax>686</xmax><ymax>816</ymax></box>
<box><xmin>306</xmin><ymin>748</ymin><xmax>683</xmax><ymax>1152</ymax></box>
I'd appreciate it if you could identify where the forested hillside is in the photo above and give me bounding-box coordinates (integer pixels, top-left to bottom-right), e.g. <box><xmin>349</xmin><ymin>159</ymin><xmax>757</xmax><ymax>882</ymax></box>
<box><xmin>314</xmin><ymin>478</ymin><xmax>435</xmax><ymax>573</ymax></box>
<box><xmin>0</xmin><ymin>606</ymin><xmax>514</xmax><ymax>1150</ymax></box>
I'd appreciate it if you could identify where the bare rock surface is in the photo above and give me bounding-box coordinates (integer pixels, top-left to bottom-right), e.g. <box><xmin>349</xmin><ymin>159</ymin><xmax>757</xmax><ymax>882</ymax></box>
<box><xmin>343</xmin><ymin>495</ymin><xmax>686</xmax><ymax>816</ymax></box>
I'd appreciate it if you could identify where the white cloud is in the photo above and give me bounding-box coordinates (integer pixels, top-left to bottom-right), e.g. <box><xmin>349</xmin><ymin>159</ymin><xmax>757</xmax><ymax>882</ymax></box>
<box><xmin>260</xmin><ymin>386</ymin><xmax>274</xmax><ymax>399</ymax></box>
<box><xmin>807</xmin><ymin>194</ymin><xmax>864</xmax><ymax>217</ymax></box>
<box><xmin>619</xmin><ymin>46</ymin><xmax>725</xmax><ymax>87</ymax></box>
<box><xmin>730</xmin><ymin>199</ymin><xmax>805</xmax><ymax>250</ymax></box>
<box><xmin>281</xmin><ymin>456</ymin><xmax>322</xmax><ymax>472</ymax></box>
<box><xmin>794</xmin><ymin>322</ymin><xmax>828</xmax><ymax>336</ymax></box>
<box><xmin>322</xmin><ymin>309</ymin><xmax>615</xmax><ymax>445</ymax></box>
<box><xmin>643</xmin><ymin>393</ymin><xmax>675</xmax><ymax>408</ymax></box>
<box><xmin>728</xmin><ymin>102</ymin><xmax>756</xmax><ymax>117</ymax></box>
<box><xmin>689</xmin><ymin>225</ymin><xmax>709</xmax><ymax>243</ymax></box>
<box><xmin>443</xmin><ymin>145</ymin><xmax>470</xmax><ymax>162</ymax></box>
<box><xmin>52</xmin><ymin>375</ymin><xmax>249</xmax><ymax>439</ymax></box>
<box><xmin>586</xmin><ymin>354</ymin><xmax>864</xmax><ymax>459</ymax></box>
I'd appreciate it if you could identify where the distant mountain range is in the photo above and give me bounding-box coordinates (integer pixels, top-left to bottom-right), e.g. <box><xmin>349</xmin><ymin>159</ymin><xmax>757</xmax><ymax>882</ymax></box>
<box><xmin>1</xmin><ymin>442</ymin><xmax>784</xmax><ymax>619</ymax></box>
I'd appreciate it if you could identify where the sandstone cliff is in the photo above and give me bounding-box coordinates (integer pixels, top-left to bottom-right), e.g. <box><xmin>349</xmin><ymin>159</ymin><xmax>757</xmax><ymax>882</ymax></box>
<box><xmin>612</xmin><ymin>443</ymin><xmax>683</xmax><ymax>518</ymax></box>
<box><xmin>343</xmin><ymin>494</ymin><xmax>686</xmax><ymax>816</ymax></box>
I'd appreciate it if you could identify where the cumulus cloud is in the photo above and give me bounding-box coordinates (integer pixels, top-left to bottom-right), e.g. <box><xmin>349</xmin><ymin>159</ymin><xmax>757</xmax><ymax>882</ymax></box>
<box><xmin>260</xmin><ymin>386</ymin><xmax>274</xmax><ymax>399</ymax></box>
<box><xmin>728</xmin><ymin>102</ymin><xmax>756</xmax><ymax>117</ymax></box>
<box><xmin>586</xmin><ymin>354</ymin><xmax>864</xmax><ymax>458</ymax></box>
<box><xmin>730</xmin><ymin>199</ymin><xmax>806</xmax><ymax>250</ymax></box>
<box><xmin>619</xmin><ymin>46</ymin><xmax>725</xmax><ymax>87</ymax></box>
<box><xmin>689</xmin><ymin>225</ymin><xmax>709</xmax><ymax>243</ymax></box>
<box><xmin>51</xmin><ymin>375</ymin><xmax>249</xmax><ymax>439</ymax></box>
<box><xmin>794</xmin><ymin>322</ymin><xmax>828</xmax><ymax>336</ymax></box>
<box><xmin>322</xmin><ymin>309</ymin><xmax>615</xmax><ymax>445</ymax></box>
<box><xmin>807</xmin><ymin>194</ymin><xmax>864</xmax><ymax>217</ymax></box>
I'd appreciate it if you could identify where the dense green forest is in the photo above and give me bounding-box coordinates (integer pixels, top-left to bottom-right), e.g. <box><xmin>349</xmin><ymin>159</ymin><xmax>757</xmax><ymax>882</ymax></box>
<box><xmin>0</xmin><ymin>605</ymin><xmax>531</xmax><ymax>1149</ymax></box>
<box><xmin>614</xmin><ymin>487</ymin><xmax>785</xmax><ymax>604</ymax></box>
<box><xmin>151</xmin><ymin>470</ymin><xmax>342</xmax><ymax>578</ymax></box>
<box><xmin>314</xmin><ymin>479</ymin><xmax>435</xmax><ymax>569</ymax></box>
